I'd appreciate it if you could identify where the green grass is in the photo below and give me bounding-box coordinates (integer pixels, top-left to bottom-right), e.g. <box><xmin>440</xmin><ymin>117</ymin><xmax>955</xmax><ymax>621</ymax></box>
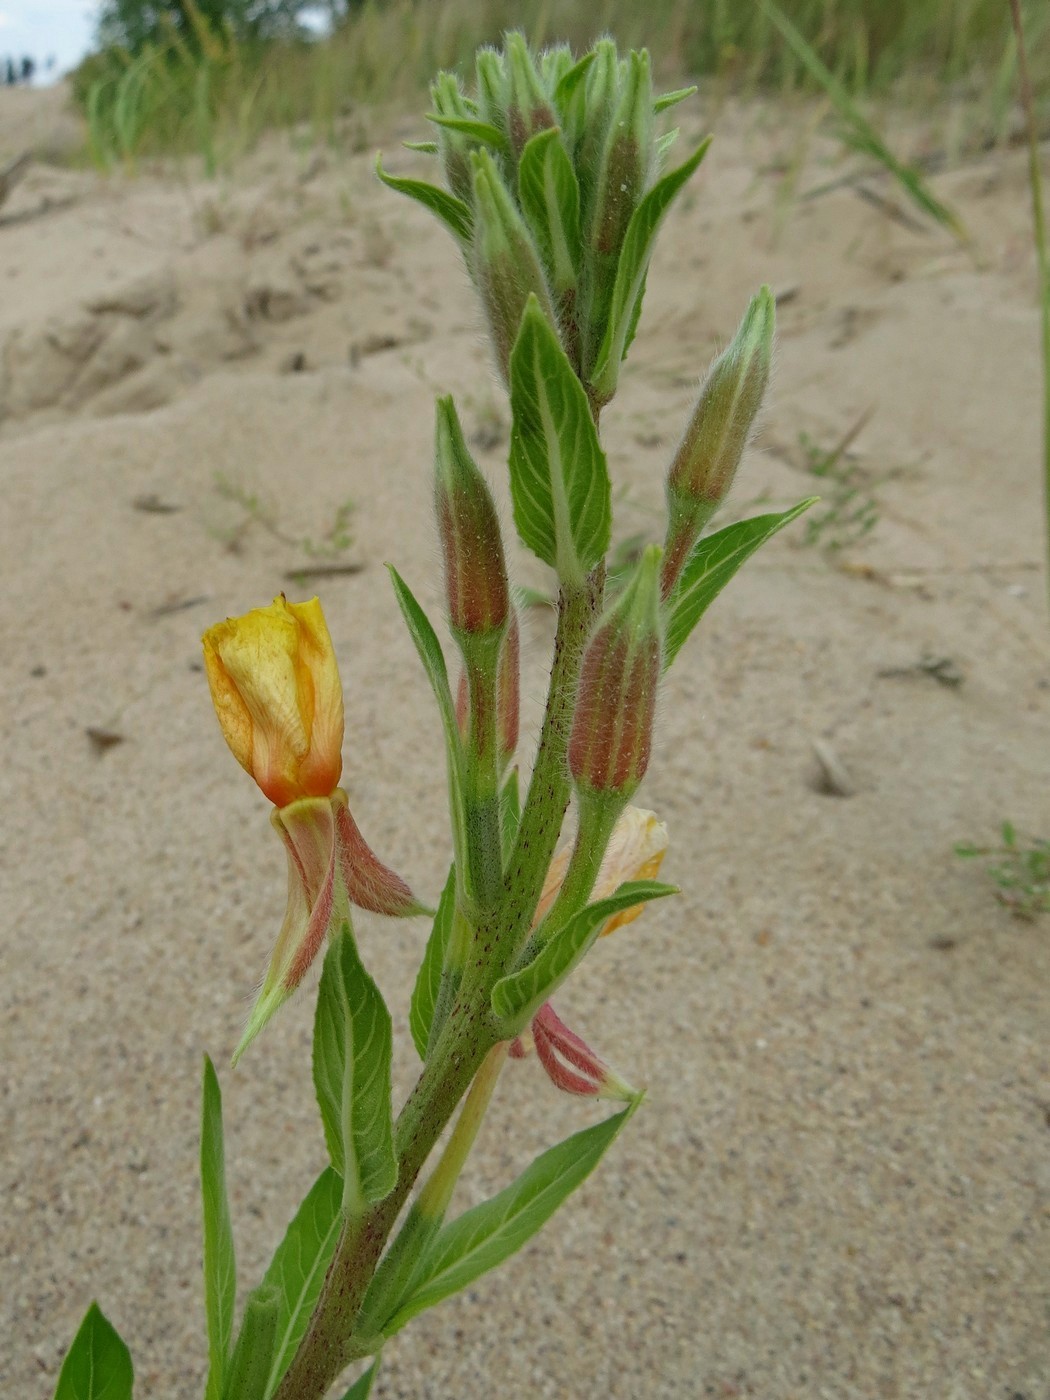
<box><xmin>73</xmin><ymin>0</ymin><xmax>1050</xmax><ymax>172</ymax></box>
<box><xmin>956</xmin><ymin>823</ymin><xmax>1050</xmax><ymax>921</ymax></box>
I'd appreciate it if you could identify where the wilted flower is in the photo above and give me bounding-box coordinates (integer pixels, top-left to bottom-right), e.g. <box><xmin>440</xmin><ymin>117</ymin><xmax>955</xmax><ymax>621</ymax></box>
<box><xmin>202</xmin><ymin>596</ymin><xmax>424</xmax><ymax>1059</ymax></box>
<box><xmin>202</xmin><ymin>594</ymin><xmax>343</xmax><ymax>809</ymax></box>
<box><xmin>533</xmin><ymin>804</ymin><xmax>668</xmax><ymax>937</ymax></box>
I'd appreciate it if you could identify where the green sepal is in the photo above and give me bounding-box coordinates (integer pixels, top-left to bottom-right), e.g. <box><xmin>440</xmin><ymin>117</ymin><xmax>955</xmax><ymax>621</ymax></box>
<box><xmin>410</xmin><ymin>864</ymin><xmax>456</xmax><ymax>1059</ymax></box>
<box><xmin>491</xmin><ymin>880</ymin><xmax>677</xmax><ymax>1030</ymax></box>
<box><xmin>588</xmin><ymin>137</ymin><xmax>712</xmax><ymax>401</ymax></box>
<box><xmin>53</xmin><ymin>1303</ymin><xmax>134</xmax><ymax>1400</ymax></box>
<box><xmin>426</xmin><ymin>113</ymin><xmax>509</xmax><ymax>153</ymax></box>
<box><xmin>258</xmin><ymin>1168</ymin><xmax>343</xmax><ymax>1400</ymax></box>
<box><xmin>508</xmin><ymin>295</ymin><xmax>611</xmax><ymax>586</ymax></box>
<box><xmin>375</xmin><ymin>156</ymin><xmax>473</xmax><ymax>245</ymax></box>
<box><xmin>654</xmin><ymin>85</ymin><xmax>697</xmax><ymax>113</ymax></box>
<box><xmin>338</xmin><ymin>1361</ymin><xmax>380</xmax><ymax>1400</ymax></box>
<box><xmin>223</xmin><ymin>1287</ymin><xmax>277</xmax><ymax>1400</ymax></box>
<box><xmin>313</xmin><ymin>927</ymin><xmax>398</xmax><ymax>1216</ymax></box>
<box><xmin>663</xmin><ymin>500</ymin><xmax>815</xmax><ymax>668</ymax></box>
<box><xmin>201</xmin><ymin>1056</ymin><xmax>236</xmax><ymax>1400</ymax></box>
<box><xmin>382</xmin><ymin>1106</ymin><xmax>638</xmax><ymax>1336</ymax></box>
<box><xmin>517</xmin><ymin>127</ymin><xmax>582</xmax><ymax>295</ymax></box>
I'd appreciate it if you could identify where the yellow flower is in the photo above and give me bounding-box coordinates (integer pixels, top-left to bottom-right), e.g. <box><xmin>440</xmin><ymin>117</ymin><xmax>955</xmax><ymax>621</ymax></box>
<box><xmin>202</xmin><ymin>595</ymin><xmax>343</xmax><ymax>808</ymax></box>
<box><xmin>534</xmin><ymin>806</ymin><xmax>668</xmax><ymax>937</ymax></box>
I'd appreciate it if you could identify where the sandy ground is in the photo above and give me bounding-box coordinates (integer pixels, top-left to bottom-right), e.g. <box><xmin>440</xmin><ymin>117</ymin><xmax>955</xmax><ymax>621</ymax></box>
<box><xmin>1</xmin><ymin>81</ymin><xmax>1049</xmax><ymax>1400</ymax></box>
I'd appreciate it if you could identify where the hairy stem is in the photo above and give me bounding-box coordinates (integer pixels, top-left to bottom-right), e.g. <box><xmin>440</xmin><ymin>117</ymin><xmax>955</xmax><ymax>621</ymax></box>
<box><xmin>272</xmin><ymin>580</ymin><xmax>602</xmax><ymax>1400</ymax></box>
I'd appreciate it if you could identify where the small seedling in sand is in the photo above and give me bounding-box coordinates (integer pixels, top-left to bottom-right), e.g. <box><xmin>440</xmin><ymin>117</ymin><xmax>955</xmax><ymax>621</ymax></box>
<box><xmin>213</xmin><ymin>470</ymin><xmax>355</xmax><ymax>562</ymax></box>
<box><xmin>797</xmin><ymin>414</ymin><xmax>886</xmax><ymax>553</ymax></box>
<box><xmin>955</xmin><ymin>823</ymin><xmax>1050</xmax><ymax>921</ymax></box>
<box><xmin>54</xmin><ymin>36</ymin><xmax>812</xmax><ymax>1400</ymax></box>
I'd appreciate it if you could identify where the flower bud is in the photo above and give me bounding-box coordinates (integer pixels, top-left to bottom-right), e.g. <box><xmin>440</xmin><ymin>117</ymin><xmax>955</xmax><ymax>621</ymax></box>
<box><xmin>435</xmin><ymin>395</ymin><xmax>509</xmax><ymax>638</ymax></box>
<box><xmin>531</xmin><ymin>1002</ymin><xmax>640</xmax><ymax>1102</ymax></box>
<box><xmin>203</xmin><ymin>594</ymin><xmax>343</xmax><ymax>808</ymax></box>
<box><xmin>474</xmin><ymin>47</ymin><xmax>509</xmax><ymax>137</ymax></box>
<box><xmin>470</xmin><ymin>148</ymin><xmax>555</xmax><ymax>381</ymax></box>
<box><xmin>590</xmin><ymin>48</ymin><xmax>653</xmax><ymax>259</ymax></box>
<box><xmin>662</xmin><ymin>287</ymin><xmax>775</xmax><ymax>597</ymax></box>
<box><xmin>505</xmin><ymin>31</ymin><xmax>556</xmax><ymax>157</ymax></box>
<box><xmin>430</xmin><ymin>70</ymin><xmax>475</xmax><ymax>204</ymax></box>
<box><xmin>574</xmin><ymin>38</ymin><xmax>618</xmax><ymax>191</ymax></box>
<box><xmin>569</xmin><ymin>546</ymin><xmax>662</xmax><ymax>798</ymax></box>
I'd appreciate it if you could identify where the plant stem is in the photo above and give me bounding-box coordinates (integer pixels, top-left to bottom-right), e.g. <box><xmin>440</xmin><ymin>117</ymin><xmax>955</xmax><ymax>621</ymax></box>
<box><xmin>272</xmin><ymin>580</ymin><xmax>602</xmax><ymax>1400</ymax></box>
<box><xmin>1008</xmin><ymin>0</ymin><xmax>1050</xmax><ymax>609</ymax></box>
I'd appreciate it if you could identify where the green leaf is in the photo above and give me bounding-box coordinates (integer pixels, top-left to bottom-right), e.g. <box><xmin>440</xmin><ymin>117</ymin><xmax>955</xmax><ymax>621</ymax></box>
<box><xmin>410</xmin><ymin>864</ymin><xmax>455</xmax><ymax>1060</ymax></box>
<box><xmin>384</xmin><ymin>1108</ymin><xmax>636</xmax><ymax>1335</ymax></box>
<box><xmin>552</xmin><ymin>50</ymin><xmax>595</xmax><ymax>113</ymax></box>
<box><xmin>517</xmin><ymin>128</ymin><xmax>581</xmax><ymax>293</ymax></box>
<box><xmin>508</xmin><ymin>296</ymin><xmax>611</xmax><ymax>585</ymax></box>
<box><xmin>654</xmin><ymin>85</ymin><xmax>697</xmax><ymax>113</ymax></box>
<box><xmin>762</xmin><ymin>0</ymin><xmax>966</xmax><ymax>241</ymax></box>
<box><xmin>663</xmin><ymin>501</ymin><xmax>815</xmax><ymax>668</ymax></box>
<box><xmin>499</xmin><ymin>768</ymin><xmax>521</xmax><ymax>865</ymax></box>
<box><xmin>201</xmin><ymin>1055</ymin><xmax>235</xmax><ymax>1400</ymax></box>
<box><xmin>375</xmin><ymin>156</ymin><xmax>472</xmax><ymax>245</ymax></box>
<box><xmin>655</xmin><ymin>128</ymin><xmax>679</xmax><ymax>161</ymax></box>
<box><xmin>313</xmin><ymin>928</ymin><xmax>398</xmax><ymax>1215</ymax></box>
<box><xmin>260</xmin><ymin>1168</ymin><xmax>344</xmax><ymax>1399</ymax></box>
<box><xmin>224</xmin><ymin>1287</ymin><xmax>277</xmax><ymax>1400</ymax></box>
<box><xmin>403</xmin><ymin>139</ymin><xmax>438</xmax><ymax>154</ymax></box>
<box><xmin>53</xmin><ymin>1303</ymin><xmax>134</xmax><ymax>1400</ymax></box>
<box><xmin>387</xmin><ymin>565</ymin><xmax>467</xmax><ymax>878</ymax></box>
<box><xmin>589</xmin><ymin>137</ymin><xmax>711</xmax><ymax>401</ymax></box>
<box><xmin>426</xmin><ymin>113</ymin><xmax>508</xmax><ymax>151</ymax></box>
<box><xmin>491</xmin><ymin>881</ymin><xmax>677</xmax><ymax>1028</ymax></box>
<box><xmin>338</xmin><ymin>1361</ymin><xmax>379</xmax><ymax>1400</ymax></box>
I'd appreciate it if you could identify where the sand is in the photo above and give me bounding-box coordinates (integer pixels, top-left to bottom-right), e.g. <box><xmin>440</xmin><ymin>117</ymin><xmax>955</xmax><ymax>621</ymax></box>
<box><xmin>1</xmin><ymin>83</ymin><xmax>1048</xmax><ymax>1400</ymax></box>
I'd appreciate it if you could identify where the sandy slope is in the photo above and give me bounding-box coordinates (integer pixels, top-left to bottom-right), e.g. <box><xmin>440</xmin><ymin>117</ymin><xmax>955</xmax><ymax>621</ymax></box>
<box><xmin>1</xmin><ymin>85</ymin><xmax>1048</xmax><ymax>1399</ymax></box>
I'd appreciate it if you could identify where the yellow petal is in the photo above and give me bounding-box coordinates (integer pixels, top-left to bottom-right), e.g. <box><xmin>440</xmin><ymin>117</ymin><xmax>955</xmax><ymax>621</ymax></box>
<box><xmin>202</xmin><ymin>596</ymin><xmax>343</xmax><ymax>806</ymax></box>
<box><xmin>533</xmin><ymin>806</ymin><xmax>669</xmax><ymax>937</ymax></box>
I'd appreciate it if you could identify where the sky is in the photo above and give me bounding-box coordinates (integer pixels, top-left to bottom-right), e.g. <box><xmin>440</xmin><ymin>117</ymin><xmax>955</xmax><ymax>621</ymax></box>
<box><xmin>0</xmin><ymin>0</ymin><xmax>99</xmax><ymax>76</ymax></box>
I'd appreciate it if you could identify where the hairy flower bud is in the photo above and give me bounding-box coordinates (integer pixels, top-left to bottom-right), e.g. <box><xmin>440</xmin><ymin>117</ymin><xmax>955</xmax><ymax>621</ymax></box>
<box><xmin>662</xmin><ymin>287</ymin><xmax>775</xmax><ymax>596</ymax></box>
<box><xmin>505</xmin><ymin>31</ymin><xmax>556</xmax><ymax>157</ymax></box>
<box><xmin>471</xmin><ymin>149</ymin><xmax>555</xmax><ymax>381</ymax></box>
<box><xmin>430</xmin><ymin>70</ymin><xmax>475</xmax><ymax>204</ymax></box>
<box><xmin>435</xmin><ymin>395</ymin><xmax>509</xmax><ymax>638</ymax></box>
<box><xmin>203</xmin><ymin>594</ymin><xmax>343</xmax><ymax>808</ymax></box>
<box><xmin>474</xmin><ymin>47</ymin><xmax>509</xmax><ymax>136</ymax></box>
<box><xmin>569</xmin><ymin>545</ymin><xmax>662</xmax><ymax>798</ymax></box>
<box><xmin>591</xmin><ymin>48</ymin><xmax>653</xmax><ymax>259</ymax></box>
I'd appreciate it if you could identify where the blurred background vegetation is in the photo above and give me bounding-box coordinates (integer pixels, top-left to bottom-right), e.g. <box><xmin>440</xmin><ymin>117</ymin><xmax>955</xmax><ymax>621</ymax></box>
<box><xmin>72</xmin><ymin>0</ymin><xmax>1050</xmax><ymax>172</ymax></box>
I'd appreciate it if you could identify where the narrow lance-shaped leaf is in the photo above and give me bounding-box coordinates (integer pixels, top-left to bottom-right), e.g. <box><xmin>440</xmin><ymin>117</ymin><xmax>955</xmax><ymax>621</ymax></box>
<box><xmin>410</xmin><ymin>864</ymin><xmax>455</xmax><ymax>1060</ymax></box>
<box><xmin>313</xmin><ymin>927</ymin><xmax>398</xmax><ymax>1215</ymax></box>
<box><xmin>508</xmin><ymin>295</ymin><xmax>611</xmax><ymax>586</ymax></box>
<box><xmin>426</xmin><ymin>113</ymin><xmax>509</xmax><ymax>153</ymax></box>
<box><xmin>53</xmin><ymin>1303</ymin><xmax>134</xmax><ymax>1400</ymax></box>
<box><xmin>200</xmin><ymin>1055</ymin><xmax>235</xmax><ymax>1400</ymax></box>
<box><xmin>260</xmin><ymin>1168</ymin><xmax>343</xmax><ymax>1400</ymax></box>
<box><xmin>517</xmin><ymin>127</ymin><xmax>582</xmax><ymax>294</ymax></box>
<box><xmin>383</xmin><ymin>1107</ymin><xmax>637</xmax><ymax>1335</ymax></box>
<box><xmin>387</xmin><ymin>565</ymin><xmax>468</xmax><ymax>887</ymax></box>
<box><xmin>589</xmin><ymin>137</ymin><xmax>712</xmax><ymax>402</ymax></box>
<box><xmin>654</xmin><ymin>85</ymin><xmax>697</xmax><ymax>113</ymax></box>
<box><xmin>375</xmin><ymin>156</ymin><xmax>473</xmax><ymax>246</ymax></box>
<box><xmin>491</xmin><ymin>880</ymin><xmax>678</xmax><ymax>1029</ymax></box>
<box><xmin>663</xmin><ymin>500</ymin><xmax>815</xmax><ymax>668</ymax></box>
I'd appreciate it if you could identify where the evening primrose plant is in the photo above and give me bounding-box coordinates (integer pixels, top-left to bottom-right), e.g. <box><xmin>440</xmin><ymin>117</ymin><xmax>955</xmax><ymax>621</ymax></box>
<box><xmin>54</xmin><ymin>34</ymin><xmax>812</xmax><ymax>1400</ymax></box>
